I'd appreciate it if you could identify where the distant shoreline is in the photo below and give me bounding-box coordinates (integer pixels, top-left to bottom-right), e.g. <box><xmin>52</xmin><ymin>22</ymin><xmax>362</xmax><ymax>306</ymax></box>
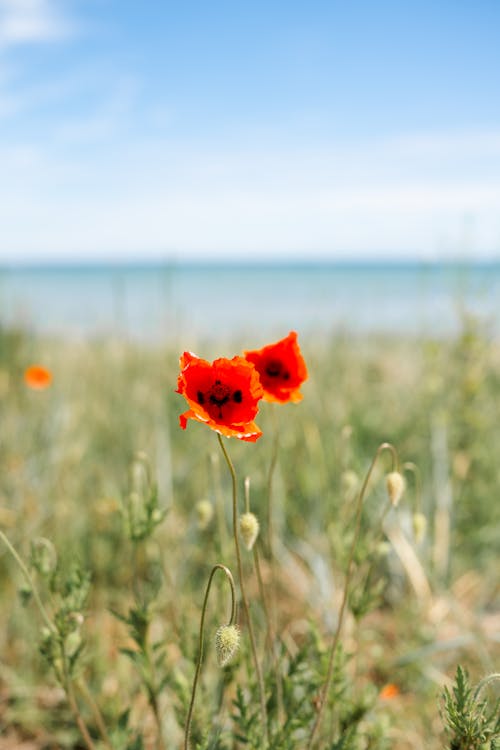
<box><xmin>2</xmin><ymin>257</ymin><xmax>500</xmax><ymax>273</ymax></box>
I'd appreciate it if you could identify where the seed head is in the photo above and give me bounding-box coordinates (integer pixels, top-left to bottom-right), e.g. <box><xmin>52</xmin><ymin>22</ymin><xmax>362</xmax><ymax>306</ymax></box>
<box><xmin>239</xmin><ymin>512</ymin><xmax>259</xmax><ymax>551</ymax></box>
<box><xmin>195</xmin><ymin>499</ymin><xmax>214</xmax><ymax>530</ymax></box>
<box><xmin>412</xmin><ymin>512</ymin><xmax>427</xmax><ymax>543</ymax></box>
<box><xmin>214</xmin><ymin>624</ymin><xmax>240</xmax><ymax>667</ymax></box>
<box><xmin>385</xmin><ymin>471</ymin><xmax>405</xmax><ymax>507</ymax></box>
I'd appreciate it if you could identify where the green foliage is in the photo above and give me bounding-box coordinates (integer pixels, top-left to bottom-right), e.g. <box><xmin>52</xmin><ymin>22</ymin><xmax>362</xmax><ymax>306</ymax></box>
<box><xmin>441</xmin><ymin>666</ymin><xmax>500</xmax><ymax>750</ymax></box>
<box><xmin>1</xmin><ymin>322</ymin><xmax>499</xmax><ymax>749</ymax></box>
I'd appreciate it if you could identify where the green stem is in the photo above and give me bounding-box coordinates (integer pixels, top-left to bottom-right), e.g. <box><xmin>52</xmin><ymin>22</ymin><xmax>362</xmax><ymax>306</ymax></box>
<box><xmin>184</xmin><ymin>563</ymin><xmax>236</xmax><ymax>750</ymax></box>
<box><xmin>61</xmin><ymin>643</ymin><xmax>97</xmax><ymax>750</ymax></box>
<box><xmin>473</xmin><ymin>673</ymin><xmax>500</xmax><ymax>702</ymax></box>
<box><xmin>253</xmin><ymin>542</ymin><xmax>284</xmax><ymax>723</ymax></box>
<box><xmin>308</xmin><ymin>442</ymin><xmax>398</xmax><ymax>748</ymax></box>
<box><xmin>403</xmin><ymin>461</ymin><xmax>422</xmax><ymax>515</ymax></box>
<box><xmin>77</xmin><ymin>679</ymin><xmax>114</xmax><ymax>750</ymax></box>
<box><xmin>217</xmin><ymin>434</ymin><xmax>269</xmax><ymax>747</ymax></box>
<box><xmin>0</xmin><ymin>529</ymin><xmax>55</xmax><ymax>634</ymax></box>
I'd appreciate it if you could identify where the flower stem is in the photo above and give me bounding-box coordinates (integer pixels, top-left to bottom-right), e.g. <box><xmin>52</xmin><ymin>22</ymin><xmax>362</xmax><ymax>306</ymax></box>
<box><xmin>77</xmin><ymin>679</ymin><xmax>114</xmax><ymax>750</ymax></box>
<box><xmin>0</xmin><ymin>529</ymin><xmax>55</xmax><ymax>634</ymax></box>
<box><xmin>217</xmin><ymin>434</ymin><xmax>269</xmax><ymax>746</ymax></box>
<box><xmin>308</xmin><ymin>441</ymin><xmax>398</xmax><ymax>748</ymax></box>
<box><xmin>473</xmin><ymin>673</ymin><xmax>500</xmax><ymax>702</ymax></box>
<box><xmin>184</xmin><ymin>563</ymin><xmax>236</xmax><ymax>750</ymax></box>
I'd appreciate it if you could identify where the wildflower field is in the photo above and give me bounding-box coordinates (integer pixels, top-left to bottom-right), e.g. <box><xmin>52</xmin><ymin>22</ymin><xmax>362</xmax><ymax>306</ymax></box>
<box><xmin>0</xmin><ymin>319</ymin><xmax>499</xmax><ymax>749</ymax></box>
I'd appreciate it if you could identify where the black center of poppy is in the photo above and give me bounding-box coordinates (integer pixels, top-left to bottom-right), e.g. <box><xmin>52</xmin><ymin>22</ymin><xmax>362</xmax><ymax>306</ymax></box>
<box><xmin>209</xmin><ymin>380</ymin><xmax>230</xmax><ymax>408</ymax></box>
<box><xmin>195</xmin><ymin>379</ymin><xmax>243</xmax><ymax>419</ymax></box>
<box><xmin>265</xmin><ymin>359</ymin><xmax>289</xmax><ymax>380</ymax></box>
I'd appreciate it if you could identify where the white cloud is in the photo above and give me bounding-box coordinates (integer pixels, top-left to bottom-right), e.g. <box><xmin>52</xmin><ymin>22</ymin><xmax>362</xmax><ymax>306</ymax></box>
<box><xmin>1</xmin><ymin>128</ymin><xmax>500</xmax><ymax>261</ymax></box>
<box><xmin>0</xmin><ymin>0</ymin><xmax>72</xmax><ymax>45</ymax></box>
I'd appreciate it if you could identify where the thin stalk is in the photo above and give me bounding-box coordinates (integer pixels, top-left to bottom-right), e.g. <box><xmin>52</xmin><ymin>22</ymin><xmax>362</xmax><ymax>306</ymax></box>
<box><xmin>403</xmin><ymin>461</ymin><xmax>423</xmax><ymax>515</ymax></box>
<box><xmin>265</xmin><ymin>411</ymin><xmax>280</xmax><ymax>695</ymax></box>
<box><xmin>217</xmin><ymin>434</ymin><xmax>269</xmax><ymax>746</ymax></box>
<box><xmin>253</xmin><ymin>542</ymin><xmax>284</xmax><ymax>722</ymax></box>
<box><xmin>61</xmin><ymin>647</ymin><xmax>97</xmax><ymax>750</ymax></box>
<box><xmin>473</xmin><ymin>673</ymin><xmax>500</xmax><ymax>701</ymax></box>
<box><xmin>0</xmin><ymin>529</ymin><xmax>55</xmax><ymax>634</ymax></box>
<box><xmin>184</xmin><ymin>563</ymin><xmax>236</xmax><ymax>750</ymax></box>
<box><xmin>246</xmin><ymin>475</ymin><xmax>283</xmax><ymax>722</ymax></box>
<box><xmin>308</xmin><ymin>442</ymin><xmax>398</xmax><ymax>748</ymax></box>
<box><xmin>266</xmin><ymin>416</ymin><xmax>280</xmax><ymax>555</ymax></box>
<box><xmin>77</xmin><ymin>679</ymin><xmax>114</xmax><ymax>750</ymax></box>
<box><xmin>147</xmin><ymin>652</ymin><xmax>167</xmax><ymax>750</ymax></box>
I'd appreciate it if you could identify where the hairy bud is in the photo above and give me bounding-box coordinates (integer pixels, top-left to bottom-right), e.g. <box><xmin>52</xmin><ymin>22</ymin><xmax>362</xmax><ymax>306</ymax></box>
<box><xmin>239</xmin><ymin>512</ymin><xmax>259</xmax><ymax>551</ymax></box>
<box><xmin>412</xmin><ymin>512</ymin><xmax>427</xmax><ymax>543</ymax></box>
<box><xmin>215</xmin><ymin>624</ymin><xmax>240</xmax><ymax>667</ymax></box>
<box><xmin>195</xmin><ymin>499</ymin><xmax>214</xmax><ymax>530</ymax></box>
<box><xmin>386</xmin><ymin>471</ymin><xmax>405</xmax><ymax>507</ymax></box>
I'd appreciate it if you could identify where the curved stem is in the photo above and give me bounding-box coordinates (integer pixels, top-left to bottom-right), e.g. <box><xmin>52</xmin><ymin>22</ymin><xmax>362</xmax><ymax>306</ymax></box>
<box><xmin>184</xmin><ymin>563</ymin><xmax>236</xmax><ymax>750</ymax></box>
<box><xmin>473</xmin><ymin>673</ymin><xmax>500</xmax><ymax>702</ymax></box>
<box><xmin>308</xmin><ymin>441</ymin><xmax>399</xmax><ymax>748</ymax></box>
<box><xmin>217</xmin><ymin>434</ymin><xmax>269</xmax><ymax>746</ymax></box>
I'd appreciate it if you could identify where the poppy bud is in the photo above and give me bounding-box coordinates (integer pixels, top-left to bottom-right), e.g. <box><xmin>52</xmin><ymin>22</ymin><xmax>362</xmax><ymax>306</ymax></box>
<box><xmin>214</xmin><ymin>624</ymin><xmax>240</xmax><ymax>667</ymax></box>
<box><xmin>239</xmin><ymin>512</ymin><xmax>259</xmax><ymax>551</ymax></box>
<box><xmin>195</xmin><ymin>499</ymin><xmax>214</xmax><ymax>530</ymax></box>
<box><xmin>385</xmin><ymin>471</ymin><xmax>405</xmax><ymax>507</ymax></box>
<box><xmin>412</xmin><ymin>512</ymin><xmax>427</xmax><ymax>543</ymax></box>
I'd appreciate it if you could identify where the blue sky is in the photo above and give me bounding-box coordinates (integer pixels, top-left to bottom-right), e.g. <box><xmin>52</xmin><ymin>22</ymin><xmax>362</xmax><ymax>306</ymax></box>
<box><xmin>1</xmin><ymin>0</ymin><xmax>500</xmax><ymax>262</ymax></box>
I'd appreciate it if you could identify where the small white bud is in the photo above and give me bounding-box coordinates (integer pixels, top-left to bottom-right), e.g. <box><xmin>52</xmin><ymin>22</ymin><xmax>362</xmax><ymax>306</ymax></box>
<box><xmin>214</xmin><ymin>624</ymin><xmax>240</xmax><ymax>667</ymax></box>
<box><xmin>195</xmin><ymin>499</ymin><xmax>214</xmax><ymax>530</ymax></box>
<box><xmin>412</xmin><ymin>512</ymin><xmax>427</xmax><ymax>544</ymax></box>
<box><xmin>239</xmin><ymin>512</ymin><xmax>259</xmax><ymax>551</ymax></box>
<box><xmin>385</xmin><ymin>471</ymin><xmax>405</xmax><ymax>507</ymax></box>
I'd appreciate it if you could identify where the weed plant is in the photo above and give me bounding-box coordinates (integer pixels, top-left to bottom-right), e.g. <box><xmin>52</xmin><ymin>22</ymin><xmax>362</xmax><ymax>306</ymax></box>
<box><xmin>0</xmin><ymin>319</ymin><xmax>499</xmax><ymax>749</ymax></box>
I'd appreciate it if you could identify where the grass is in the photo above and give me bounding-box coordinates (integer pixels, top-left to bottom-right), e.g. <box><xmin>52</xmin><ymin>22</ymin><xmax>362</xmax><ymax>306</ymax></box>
<box><xmin>0</xmin><ymin>316</ymin><xmax>499</xmax><ymax>749</ymax></box>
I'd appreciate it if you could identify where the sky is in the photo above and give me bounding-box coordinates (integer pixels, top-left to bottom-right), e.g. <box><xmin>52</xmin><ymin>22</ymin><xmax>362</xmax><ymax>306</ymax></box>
<box><xmin>1</xmin><ymin>0</ymin><xmax>500</xmax><ymax>263</ymax></box>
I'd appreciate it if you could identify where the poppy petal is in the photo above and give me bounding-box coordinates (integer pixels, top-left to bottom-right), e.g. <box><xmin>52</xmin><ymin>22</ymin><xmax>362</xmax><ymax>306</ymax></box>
<box><xmin>244</xmin><ymin>331</ymin><xmax>307</xmax><ymax>404</ymax></box>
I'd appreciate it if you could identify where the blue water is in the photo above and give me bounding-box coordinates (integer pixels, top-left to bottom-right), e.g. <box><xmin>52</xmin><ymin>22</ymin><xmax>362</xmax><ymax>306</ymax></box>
<box><xmin>1</xmin><ymin>261</ymin><xmax>499</xmax><ymax>343</ymax></box>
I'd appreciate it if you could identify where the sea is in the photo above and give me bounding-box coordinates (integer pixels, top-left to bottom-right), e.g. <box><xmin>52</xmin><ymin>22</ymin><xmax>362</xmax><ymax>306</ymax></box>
<box><xmin>1</xmin><ymin>260</ymin><xmax>500</xmax><ymax>345</ymax></box>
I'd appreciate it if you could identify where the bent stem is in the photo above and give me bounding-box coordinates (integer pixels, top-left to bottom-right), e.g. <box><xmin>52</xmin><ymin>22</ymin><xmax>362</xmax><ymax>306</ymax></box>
<box><xmin>217</xmin><ymin>434</ymin><xmax>269</xmax><ymax>746</ymax></box>
<box><xmin>308</xmin><ymin>441</ymin><xmax>398</xmax><ymax>748</ymax></box>
<box><xmin>473</xmin><ymin>673</ymin><xmax>500</xmax><ymax>702</ymax></box>
<box><xmin>184</xmin><ymin>563</ymin><xmax>237</xmax><ymax>750</ymax></box>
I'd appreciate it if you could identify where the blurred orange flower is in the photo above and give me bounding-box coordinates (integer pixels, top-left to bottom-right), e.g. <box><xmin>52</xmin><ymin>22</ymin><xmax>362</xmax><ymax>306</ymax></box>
<box><xmin>24</xmin><ymin>365</ymin><xmax>52</xmax><ymax>390</ymax></box>
<box><xmin>379</xmin><ymin>683</ymin><xmax>400</xmax><ymax>700</ymax></box>
<box><xmin>244</xmin><ymin>331</ymin><xmax>307</xmax><ymax>404</ymax></box>
<box><xmin>176</xmin><ymin>352</ymin><xmax>264</xmax><ymax>442</ymax></box>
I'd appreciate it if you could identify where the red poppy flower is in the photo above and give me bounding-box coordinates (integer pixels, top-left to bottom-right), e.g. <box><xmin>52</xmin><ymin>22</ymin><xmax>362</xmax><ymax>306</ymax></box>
<box><xmin>24</xmin><ymin>364</ymin><xmax>52</xmax><ymax>390</ymax></box>
<box><xmin>244</xmin><ymin>331</ymin><xmax>307</xmax><ymax>404</ymax></box>
<box><xmin>379</xmin><ymin>683</ymin><xmax>400</xmax><ymax>700</ymax></box>
<box><xmin>176</xmin><ymin>352</ymin><xmax>264</xmax><ymax>442</ymax></box>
